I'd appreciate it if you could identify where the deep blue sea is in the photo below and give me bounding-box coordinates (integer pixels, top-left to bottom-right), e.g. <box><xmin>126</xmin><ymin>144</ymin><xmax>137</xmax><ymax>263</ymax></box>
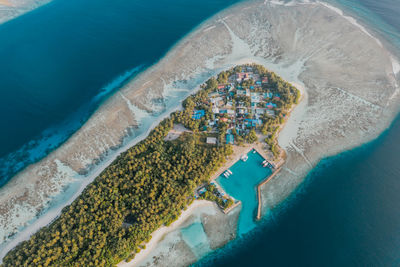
<box><xmin>0</xmin><ymin>0</ymin><xmax>241</xmax><ymax>186</ymax></box>
<box><xmin>1</xmin><ymin>0</ymin><xmax>400</xmax><ymax>266</ymax></box>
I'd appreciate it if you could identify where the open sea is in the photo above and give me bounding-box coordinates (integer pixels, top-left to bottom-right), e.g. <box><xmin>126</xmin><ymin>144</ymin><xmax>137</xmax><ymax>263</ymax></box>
<box><xmin>0</xmin><ymin>0</ymin><xmax>241</xmax><ymax>187</ymax></box>
<box><xmin>1</xmin><ymin>0</ymin><xmax>400</xmax><ymax>266</ymax></box>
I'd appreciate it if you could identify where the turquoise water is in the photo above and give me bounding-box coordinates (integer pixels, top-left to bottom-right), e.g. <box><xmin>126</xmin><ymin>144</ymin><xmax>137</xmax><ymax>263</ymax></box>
<box><xmin>0</xmin><ymin>0</ymin><xmax>242</xmax><ymax>187</ymax></box>
<box><xmin>216</xmin><ymin>151</ymin><xmax>272</xmax><ymax>236</ymax></box>
<box><xmin>181</xmin><ymin>221</ymin><xmax>211</xmax><ymax>258</ymax></box>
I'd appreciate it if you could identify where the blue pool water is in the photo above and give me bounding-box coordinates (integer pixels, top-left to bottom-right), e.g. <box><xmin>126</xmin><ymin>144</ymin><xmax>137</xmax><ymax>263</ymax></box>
<box><xmin>217</xmin><ymin>151</ymin><xmax>272</xmax><ymax>235</ymax></box>
<box><xmin>0</xmin><ymin>0</ymin><xmax>242</xmax><ymax>187</ymax></box>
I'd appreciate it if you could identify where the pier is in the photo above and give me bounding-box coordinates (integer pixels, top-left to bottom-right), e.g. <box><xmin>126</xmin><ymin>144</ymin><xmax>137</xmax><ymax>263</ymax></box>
<box><xmin>256</xmin><ymin>167</ymin><xmax>282</xmax><ymax>220</ymax></box>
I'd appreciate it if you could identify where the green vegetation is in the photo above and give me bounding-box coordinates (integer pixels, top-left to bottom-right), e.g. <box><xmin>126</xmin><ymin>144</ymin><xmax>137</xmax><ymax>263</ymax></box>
<box><xmin>2</xmin><ymin>64</ymin><xmax>299</xmax><ymax>266</ymax></box>
<box><xmin>2</xmin><ymin>98</ymin><xmax>232</xmax><ymax>267</ymax></box>
<box><xmin>199</xmin><ymin>183</ymin><xmax>234</xmax><ymax>210</ymax></box>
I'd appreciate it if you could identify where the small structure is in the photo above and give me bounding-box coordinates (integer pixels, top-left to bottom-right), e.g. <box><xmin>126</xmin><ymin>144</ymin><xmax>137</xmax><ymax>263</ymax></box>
<box><xmin>226</xmin><ymin>134</ymin><xmax>234</xmax><ymax>145</ymax></box>
<box><xmin>198</xmin><ymin>187</ymin><xmax>207</xmax><ymax>195</ymax></box>
<box><xmin>192</xmin><ymin>110</ymin><xmax>205</xmax><ymax>120</ymax></box>
<box><xmin>206</xmin><ymin>137</ymin><xmax>217</xmax><ymax>145</ymax></box>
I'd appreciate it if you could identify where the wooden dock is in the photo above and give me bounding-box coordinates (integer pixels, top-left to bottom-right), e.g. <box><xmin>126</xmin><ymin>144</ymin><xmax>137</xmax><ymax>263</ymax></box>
<box><xmin>256</xmin><ymin>167</ymin><xmax>282</xmax><ymax>220</ymax></box>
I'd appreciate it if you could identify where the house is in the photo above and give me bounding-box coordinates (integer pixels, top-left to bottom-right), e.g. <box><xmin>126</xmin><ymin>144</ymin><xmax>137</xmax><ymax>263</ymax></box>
<box><xmin>218</xmin><ymin>85</ymin><xmax>225</xmax><ymax>89</ymax></box>
<box><xmin>266</xmin><ymin>102</ymin><xmax>277</xmax><ymax>109</ymax></box>
<box><xmin>237</xmin><ymin>89</ymin><xmax>246</xmax><ymax>96</ymax></box>
<box><xmin>262</xmin><ymin>77</ymin><xmax>269</xmax><ymax>84</ymax></box>
<box><xmin>255</xmin><ymin>108</ymin><xmax>265</xmax><ymax>115</ymax></box>
<box><xmin>198</xmin><ymin>187</ymin><xmax>207</xmax><ymax>195</ymax></box>
<box><xmin>251</xmin><ymin>92</ymin><xmax>261</xmax><ymax>103</ymax></box>
<box><xmin>264</xmin><ymin>92</ymin><xmax>273</xmax><ymax>99</ymax></box>
<box><xmin>220</xmin><ymin>117</ymin><xmax>228</xmax><ymax>123</ymax></box>
<box><xmin>266</xmin><ymin>110</ymin><xmax>275</xmax><ymax>117</ymax></box>
<box><xmin>206</xmin><ymin>137</ymin><xmax>217</xmax><ymax>145</ymax></box>
<box><xmin>208</xmin><ymin>92</ymin><xmax>219</xmax><ymax>98</ymax></box>
<box><xmin>236</xmin><ymin>72</ymin><xmax>250</xmax><ymax>81</ymax></box>
<box><xmin>226</xmin><ymin>134</ymin><xmax>234</xmax><ymax>145</ymax></box>
<box><xmin>192</xmin><ymin>110</ymin><xmax>205</xmax><ymax>120</ymax></box>
<box><xmin>212</xmin><ymin>107</ymin><xmax>220</xmax><ymax>114</ymax></box>
<box><xmin>237</xmin><ymin>108</ymin><xmax>246</xmax><ymax>114</ymax></box>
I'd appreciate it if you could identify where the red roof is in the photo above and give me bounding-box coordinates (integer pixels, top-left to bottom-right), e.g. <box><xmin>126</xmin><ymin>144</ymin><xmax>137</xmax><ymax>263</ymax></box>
<box><xmin>218</xmin><ymin>85</ymin><xmax>225</xmax><ymax>89</ymax></box>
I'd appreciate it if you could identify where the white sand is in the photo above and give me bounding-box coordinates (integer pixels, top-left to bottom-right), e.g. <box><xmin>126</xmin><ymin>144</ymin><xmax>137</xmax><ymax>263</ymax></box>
<box><xmin>117</xmin><ymin>200</ymin><xmax>216</xmax><ymax>267</ymax></box>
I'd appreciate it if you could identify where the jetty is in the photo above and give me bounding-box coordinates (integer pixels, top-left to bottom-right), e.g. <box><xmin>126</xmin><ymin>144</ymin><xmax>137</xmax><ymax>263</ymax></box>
<box><xmin>256</xmin><ymin>167</ymin><xmax>282</xmax><ymax>220</ymax></box>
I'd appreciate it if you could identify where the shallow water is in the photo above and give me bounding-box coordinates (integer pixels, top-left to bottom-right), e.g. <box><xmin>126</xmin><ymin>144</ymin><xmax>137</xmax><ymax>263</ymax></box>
<box><xmin>0</xmin><ymin>0</ymin><xmax>242</xmax><ymax>187</ymax></box>
<box><xmin>216</xmin><ymin>151</ymin><xmax>272</xmax><ymax>235</ymax></box>
<box><xmin>181</xmin><ymin>221</ymin><xmax>212</xmax><ymax>259</ymax></box>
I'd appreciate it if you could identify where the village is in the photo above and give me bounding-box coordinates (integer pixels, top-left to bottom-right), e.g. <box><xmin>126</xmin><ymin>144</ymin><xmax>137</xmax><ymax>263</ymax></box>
<box><xmin>188</xmin><ymin>64</ymin><xmax>299</xmax><ymax>216</ymax></box>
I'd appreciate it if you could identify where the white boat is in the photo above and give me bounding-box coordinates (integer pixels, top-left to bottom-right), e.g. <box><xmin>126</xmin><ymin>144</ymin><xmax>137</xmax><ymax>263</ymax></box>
<box><xmin>241</xmin><ymin>154</ymin><xmax>248</xmax><ymax>162</ymax></box>
<box><xmin>227</xmin><ymin>169</ymin><xmax>233</xmax><ymax>175</ymax></box>
<box><xmin>223</xmin><ymin>172</ymin><xmax>229</xmax><ymax>178</ymax></box>
<box><xmin>253</xmin><ymin>150</ymin><xmax>257</xmax><ymax>154</ymax></box>
<box><xmin>262</xmin><ymin>160</ymin><xmax>267</xmax><ymax>164</ymax></box>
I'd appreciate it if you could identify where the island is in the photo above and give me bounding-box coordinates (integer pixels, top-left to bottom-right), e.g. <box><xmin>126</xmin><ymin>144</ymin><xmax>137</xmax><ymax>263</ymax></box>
<box><xmin>2</xmin><ymin>64</ymin><xmax>299</xmax><ymax>266</ymax></box>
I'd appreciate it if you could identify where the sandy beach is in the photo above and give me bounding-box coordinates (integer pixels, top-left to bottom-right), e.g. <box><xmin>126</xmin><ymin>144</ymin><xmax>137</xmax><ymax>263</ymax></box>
<box><xmin>117</xmin><ymin>200</ymin><xmax>216</xmax><ymax>267</ymax></box>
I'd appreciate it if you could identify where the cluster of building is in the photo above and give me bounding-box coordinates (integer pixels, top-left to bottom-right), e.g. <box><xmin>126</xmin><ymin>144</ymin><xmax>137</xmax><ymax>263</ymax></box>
<box><xmin>193</xmin><ymin>66</ymin><xmax>282</xmax><ymax>145</ymax></box>
<box><xmin>195</xmin><ymin>181</ymin><xmax>234</xmax><ymax>207</ymax></box>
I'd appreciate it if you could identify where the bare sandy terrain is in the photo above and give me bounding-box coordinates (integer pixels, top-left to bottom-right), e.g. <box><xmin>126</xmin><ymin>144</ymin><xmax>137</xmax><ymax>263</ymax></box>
<box><xmin>1</xmin><ymin>0</ymin><xmax>400</xmax><ymax>263</ymax></box>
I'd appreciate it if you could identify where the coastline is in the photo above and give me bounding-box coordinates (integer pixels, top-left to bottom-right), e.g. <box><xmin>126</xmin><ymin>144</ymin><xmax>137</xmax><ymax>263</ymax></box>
<box><xmin>1</xmin><ymin>0</ymin><xmax>400</xmax><ymax>264</ymax></box>
<box><xmin>0</xmin><ymin>0</ymin><xmax>51</xmax><ymax>25</ymax></box>
<box><xmin>117</xmin><ymin>200</ymin><xmax>217</xmax><ymax>267</ymax></box>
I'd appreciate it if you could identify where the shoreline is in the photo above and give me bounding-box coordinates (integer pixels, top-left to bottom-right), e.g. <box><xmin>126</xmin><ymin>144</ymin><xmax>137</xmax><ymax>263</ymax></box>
<box><xmin>1</xmin><ymin>0</ymin><xmax>400</xmax><ymax>264</ymax></box>
<box><xmin>0</xmin><ymin>0</ymin><xmax>52</xmax><ymax>25</ymax></box>
<box><xmin>117</xmin><ymin>200</ymin><xmax>216</xmax><ymax>267</ymax></box>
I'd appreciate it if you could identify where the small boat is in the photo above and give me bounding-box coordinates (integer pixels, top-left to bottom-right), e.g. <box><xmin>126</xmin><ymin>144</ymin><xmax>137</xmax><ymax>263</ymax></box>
<box><xmin>241</xmin><ymin>154</ymin><xmax>248</xmax><ymax>162</ymax></box>
<box><xmin>262</xmin><ymin>160</ymin><xmax>267</xmax><ymax>164</ymax></box>
<box><xmin>227</xmin><ymin>169</ymin><xmax>233</xmax><ymax>175</ymax></box>
<box><xmin>253</xmin><ymin>150</ymin><xmax>257</xmax><ymax>154</ymax></box>
<box><xmin>223</xmin><ymin>172</ymin><xmax>229</xmax><ymax>178</ymax></box>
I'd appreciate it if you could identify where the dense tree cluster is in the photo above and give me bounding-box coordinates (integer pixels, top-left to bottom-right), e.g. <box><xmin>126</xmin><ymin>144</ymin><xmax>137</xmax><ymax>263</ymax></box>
<box><xmin>3</xmin><ymin>116</ymin><xmax>231</xmax><ymax>266</ymax></box>
<box><xmin>2</xmin><ymin>64</ymin><xmax>299</xmax><ymax>266</ymax></box>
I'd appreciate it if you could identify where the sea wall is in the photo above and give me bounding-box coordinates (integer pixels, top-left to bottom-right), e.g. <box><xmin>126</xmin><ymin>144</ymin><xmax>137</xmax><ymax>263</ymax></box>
<box><xmin>1</xmin><ymin>0</ymin><xmax>399</xmax><ymax>262</ymax></box>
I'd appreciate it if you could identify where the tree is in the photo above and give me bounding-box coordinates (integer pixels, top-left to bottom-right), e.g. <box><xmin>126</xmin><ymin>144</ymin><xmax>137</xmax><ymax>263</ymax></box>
<box><xmin>246</xmin><ymin>129</ymin><xmax>258</xmax><ymax>144</ymax></box>
<box><xmin>206</xmin><ymin>77</ymin><xmax>218</xmax><ymax>91</ymax></box>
